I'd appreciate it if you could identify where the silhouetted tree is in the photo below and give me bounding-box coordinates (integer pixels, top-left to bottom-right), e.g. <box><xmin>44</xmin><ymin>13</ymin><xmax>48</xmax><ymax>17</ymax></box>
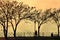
<box><xmin>0</xmin><ymin>0</ymin><xmax>57</xmax><ymax>38</ymax></box>
<box><xmin>0</xmin><ymin>1</ymin><xmax>10</xmax><ymax>40</ymax></box>
<box><xmin>24</xmin><ymin>8</ymin><xmax>55</xmax><ymax>36</ymax></box>
<box><xmin>51</xmin><ymin>8</ymin><xmax>60</xmax><ymax>37</ymax></box>
<box><xmin>8</xmin><ymin>1</ymin><xmax>24</xmax><ymax>37</ymax></box>
<box><xmin>0</xmin><ymin>15</ymin><xmax>7</xmax><ymax>39</ymax></box>
<box><xmin>37</xmin><ymin>9</ymin><xmax>55</xmax><ymax>36</ymax></box>
<box><xmin>8</xmin><ymin>1</ymin><xmax>36</xmax><ymax>37</ymax></box>
<box><xmin>24</xmin><ymin>8</ymin><xmax>39</xmax><ymax>36</ymax></box>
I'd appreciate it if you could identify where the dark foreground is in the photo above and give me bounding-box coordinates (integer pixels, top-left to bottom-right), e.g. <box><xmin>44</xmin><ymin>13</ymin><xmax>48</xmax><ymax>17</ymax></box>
<box><xmin>0</xmin><ymin>36</ymin><xmax>60</xmax><ymax>40</ymax></box>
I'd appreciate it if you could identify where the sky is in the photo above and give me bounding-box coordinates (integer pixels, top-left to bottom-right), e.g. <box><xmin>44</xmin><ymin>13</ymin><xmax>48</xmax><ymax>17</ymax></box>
<box><xmin>18</xmin><ymin>0</ymin><xmax>60</xmax><ymax>9</ymax></box>
<box><xmin>4</xmin><ymin>0</ymin><xmax>60</xmax><ymax>9</ymax></box>
<box><xmin>0</xmin><ymin>0</ymin><xmax>60</xmax><ymax>37</ymax></box>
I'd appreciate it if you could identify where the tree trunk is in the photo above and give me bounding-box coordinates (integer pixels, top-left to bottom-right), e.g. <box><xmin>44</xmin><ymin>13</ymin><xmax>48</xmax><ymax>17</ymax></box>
<box><xmin>3</xmin><ymin>27</ymin><xmax>7</xmax><ymax>40</ymax></box>
<box><xmin>58</xmin><ymin>26</ymin><xmax>59</xmax><ymax>37</ymax></box>
<box><xmin>3</xmin><ymin>26</ymin><xmax>8</xmax><ymax>40</ymax></box>
<box><xmin>14</xmin><ymin>30</ymin><xmax>16</xmax><ymax>37</ymax></box>
<box><xmin>14</xmin><ymin>30</ymin><xmax>17</xmax><ymax>40</ymax></box>
<box><xmin>3</xmin><ymin>26</ymin><xmax>5</xmax><ymax>37</ymax></box>
<box><xmin>14</xmin><ymin>25</ymin><xmax>17</xmax><ymax>37</ymax></box>
<box><xmin>34</xmin><ymin>21</ymin><xmax>37</xmax><ymax>36</ymax></box>
<box><xmin>5</xmin><ymin>17</ymin><xmax>8</xmax><ymax>40</ymax></box>
<box><xmin>5</xmin><ymin>30</ymin><xmax>8</xmax><ymax>40</ymax></box>
<box><xmin>13</xmin><ymin>25</ymin><xmax>17</xmax><ymax>38</ymax></box>
<box><xmin>38</xmin><ymin>26</ymin><xmax>40</xmax><ymax>36</ymax></box>
<box><xmin>34</xmin><ymin>21</ymin><xmax>36</xmax><ymax>33</ymax></box>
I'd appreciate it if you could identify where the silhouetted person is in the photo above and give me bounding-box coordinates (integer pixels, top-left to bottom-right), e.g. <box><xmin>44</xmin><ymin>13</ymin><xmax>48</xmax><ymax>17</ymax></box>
<box><xmin>34</xmin><ymin>30</ymin><xmax>37</xmax><ymax>36</ymax></box>
<box><xmin>51</xmin><ymin>33</ymin><xmax>53</xmax><ymax>37</ymax></box>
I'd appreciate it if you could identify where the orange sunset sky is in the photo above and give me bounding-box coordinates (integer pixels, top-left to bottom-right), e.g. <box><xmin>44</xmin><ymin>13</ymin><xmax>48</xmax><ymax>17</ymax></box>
<box><xmin>19</xmin><ymin>0</ymin><xmax>60</xmax><ymax>9</ymax></box>
<box><xmin>7</xmin><ymin>0</ymin><xmax>60</xmax><ymax>9</ymax></box>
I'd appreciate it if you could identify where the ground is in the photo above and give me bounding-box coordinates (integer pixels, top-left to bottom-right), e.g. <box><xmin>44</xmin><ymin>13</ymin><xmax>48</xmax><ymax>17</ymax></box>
<box><xmin>0</xmin><ymin>36</ymin><xmax>60</xmax><ymax>40</ymax></box>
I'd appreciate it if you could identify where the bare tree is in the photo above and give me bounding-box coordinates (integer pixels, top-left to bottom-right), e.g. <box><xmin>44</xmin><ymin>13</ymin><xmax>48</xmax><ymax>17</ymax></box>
<box><xmin>0</xmin><ymin>0</ymin><xmax>58</xmax><ymax>38</ymax></box>
<box><xmin>0</xmin><ymin>1</ymin><xmax>10</xmax><ymax>40</ymax></box>
<box><xmin>51</xmin><ymin>8</ymin><xmax>60</xmax><ymax>37</ymax></box>
<box><xmin>8</xmin><ymin>1</ymin><xmax>36</xmax><ymax>37</ymax></box>
<box><xmin>8</xmin><ymin>1</ymin><xmax>24</xmax><ymax>37</ymax></box>
<box><xmin>36</xmin><ymin>9</ymin><xmax>55</xmax><ymax>36</ymax></box>
<box><xmin>24</xmin><ymin>8</ymin><xmax>55</xmax><ymax>36</ymax></box>
<box><xmin>23</xmin><ymin>8</ymin><xmax>39</xmax><ymax>36</ymax></box>
<box><xmin>0</xmin><ymin>14</ymin><xmax>7</xmax><ymax>39</ymax></box>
